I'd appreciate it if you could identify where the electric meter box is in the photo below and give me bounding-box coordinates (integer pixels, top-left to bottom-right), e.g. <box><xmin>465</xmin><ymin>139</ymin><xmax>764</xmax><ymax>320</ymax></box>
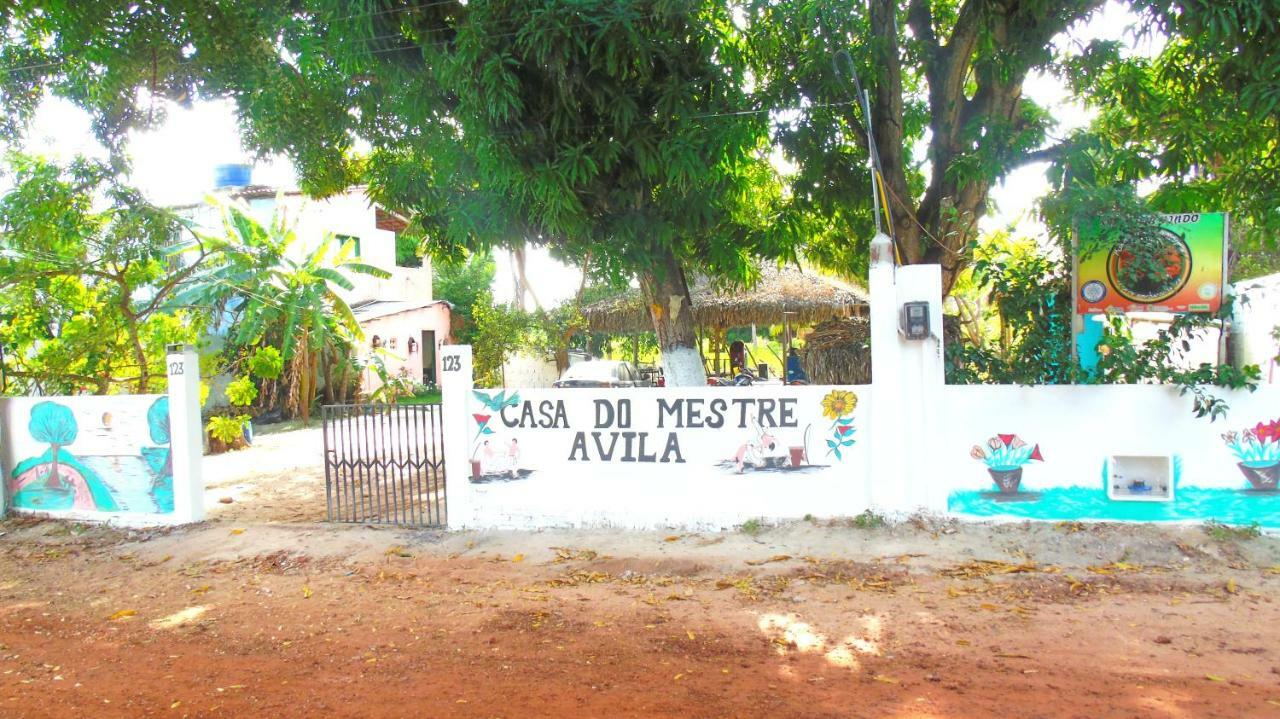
<box><xmin>900</xmin><ymin>301</ymin><xmax>930</xmax><ymax>340</ymax></box>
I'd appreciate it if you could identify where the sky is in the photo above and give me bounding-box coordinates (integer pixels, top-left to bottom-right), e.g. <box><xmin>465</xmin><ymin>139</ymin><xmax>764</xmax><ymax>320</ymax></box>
<box><xmin>15</xmin><ymin>1</ymin><xmax>1154</xmax><ymax>307</ymax></box>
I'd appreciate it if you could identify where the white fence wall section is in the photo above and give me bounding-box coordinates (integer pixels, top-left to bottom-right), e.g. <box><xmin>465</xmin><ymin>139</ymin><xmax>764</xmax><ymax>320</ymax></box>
<box><xmin>451</xmin><ymin>384</ymin><xmax>871</xmax><ymax>529</ymax></box>
<box><xmin>0</xmin><ymin>347</ymin><xmax>204</xmax><ymax>526</ymax></box>
<box><xmin>441</xmin><ymin>232</ymin><xmax>1279</xmax><ymax>530</ymax></box>
<box><xmin>941</xmin><ymin>385</ymin><xmax>1280</xmax><ymax>526</ymax></box>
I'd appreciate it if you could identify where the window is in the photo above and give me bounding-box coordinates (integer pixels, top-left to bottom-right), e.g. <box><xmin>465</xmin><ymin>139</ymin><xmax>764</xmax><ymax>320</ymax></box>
<box><xmin>337</xmin><ymin>233</ymin><xmax>361</xmax><ymax>257</ymax></box>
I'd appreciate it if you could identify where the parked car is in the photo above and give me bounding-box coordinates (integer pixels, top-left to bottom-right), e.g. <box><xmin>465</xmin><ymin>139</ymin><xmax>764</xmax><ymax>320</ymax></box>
<box><xmin>553</xmin><ymin>360</ymin><xmax>649</xmax><ymax>388</ymax></box>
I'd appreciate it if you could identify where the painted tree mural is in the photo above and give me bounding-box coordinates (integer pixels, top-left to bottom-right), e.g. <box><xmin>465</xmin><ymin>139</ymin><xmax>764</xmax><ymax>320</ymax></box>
<box><xmin>28</xmin><ymin>401</ymin><xmax>77</xmax><ymax>491</ymax></box>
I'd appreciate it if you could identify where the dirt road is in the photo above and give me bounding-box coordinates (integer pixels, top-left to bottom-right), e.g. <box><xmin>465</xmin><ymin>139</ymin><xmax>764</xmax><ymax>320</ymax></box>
<box><xmin>2</xmin><ymin>513</ymin><xmax>1279</xmax><ymax>718</ymax></box>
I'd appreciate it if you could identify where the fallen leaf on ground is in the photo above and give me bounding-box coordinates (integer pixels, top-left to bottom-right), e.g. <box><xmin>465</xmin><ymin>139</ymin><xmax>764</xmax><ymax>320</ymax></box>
<box><xmin>302</xmin><ymin>586</ymin><xmax>313</xmax><ymax>599</ymax></box>
<box><xmin>1225</xmin><ymin>579</ymin><xmax>1238</xmax><ymax>594</ymax></box>
<box><xmin>228</xmin><ymin>528</ymin><xmax>245</xmax><ymax>536</ymax></box>
<box><xmin>664</xmin><ymin>535</ymin><xmax>681</xmax><ymax>542</ymax></box>
<box><xmin>745</xmin><ymin>555</ymin><xmax>792</xmax><ymax>566</ymax></box>
<box><xmin>512</xmin><ymin>554</ymin><xmax>524</xmax><ymax>563</ymax></box>
<box><xmin>109</xmin><ymin>609</ymin><xmax>137</xmax><ymax>621</ymax></box>
<box><xmin>1205</xmin><ymin>675</ymin><xmax>1227</xmax><ymax>682</ymax></box>
<box><xmin>872</xmin><ymin>675</ymin><xmax>898</xmax><ymax>684</ymax></box>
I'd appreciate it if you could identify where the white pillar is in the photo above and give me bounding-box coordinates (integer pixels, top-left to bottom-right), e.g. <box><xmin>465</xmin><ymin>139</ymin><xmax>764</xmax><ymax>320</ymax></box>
<box><xmin>166</xmin><ymin>344</ymin><xmax>204</xmax><ymax>524</ymax></box>
<box><xmin>439</xmin><ymin>345</ymin><xmax>474</xmax><ymax>528</ymax></box>
<box><xmin>867</xmin><ymin>233</ymin><xmax>904</xmax><ymax>512</ymax></box>
<box><xmin>894</xmin><ymin>265</ymin><xmax>946</xmax><ymax>513</ymax></box>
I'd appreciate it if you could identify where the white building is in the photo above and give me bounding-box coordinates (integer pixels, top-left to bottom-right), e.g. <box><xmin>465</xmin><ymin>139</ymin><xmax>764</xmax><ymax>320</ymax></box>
<box><xmin>178</xmin><ymin>168</ymin><xmax>453</xmax><ymax>395</ymax></box>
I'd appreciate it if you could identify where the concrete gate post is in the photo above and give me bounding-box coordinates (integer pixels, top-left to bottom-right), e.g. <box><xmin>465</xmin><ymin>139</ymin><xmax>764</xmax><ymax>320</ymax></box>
<box><xmin>440</xmin><ymin>345</ymin><xmax>474</xmax><ymax>528</ymax></box>
<box><xmin>166</xmin><ymin>344</ymin><xmax>205</xmax><ymax>524</ymax></box>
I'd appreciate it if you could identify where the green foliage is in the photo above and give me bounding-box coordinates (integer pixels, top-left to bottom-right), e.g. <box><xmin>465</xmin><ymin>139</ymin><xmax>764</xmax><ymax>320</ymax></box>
<box><xmin>247</xmin><ymin>346</ymin><xmax>283</xmax><ymax>381</ymax></box>
<box><xmin>849</xmin><ymin>509</ymin><xmax>888</xmax><ymax>530</ymax></box>
<box><xmin>433</xmin><ymin>252</ymin><xmax>497</xmax><ymax>346</ymax></box>
<box><xmin>948</xmin><ymin>225</ymin><xmax>1261</xmax><ymax>419</ymax></box>
<box><xmin>0</xmin><ymin>1</ymin><xmax>802</xmax><ymax>384</ymax></box>
<box><xmin>394</xmin><ymin>233</ymin><xmax>423</xmax><ymax>268</ymax></box>
<box><xmin>739</xmin><ymin>518</ymin><xmax>764</xmax><ymax>536</ymax></box>
<box><xmin>180</xmin><ymin>199</ymin><xmax>388</xmax><ymax>421</ymax></box>
<box><xmin>946</xmin><ymin>233</ymin><xmax>1075</xmax><ymax>385</ymax></box>
<box><xmin>224</xmin><ymin>376</ymin><xmax>258</xmax><ymax>407</ymax></box>
<box><xmin>0</xmin><ymin>153</ymin><xmax>202</xmax><ymax>394</ymax></box>
<box><xmin>1052</xmin><ymin>1</ymin><xmax>1280</xmax><ymax>281</ymax></box>
<box><xmin>1203</xmin><ymin>519</ymin><xmax>1262</xmax><ymax>542</ymax></box>
<box><xmin>365</xmin><ymin>350</ymin><xmax>415</xmax><ymax>404</ymax></box>
<box><xmin>206</xmin><ymin>414</ymin><xmax>249</xmax><ymax>445</ymax></box>
<box><xmin>471</xmin><ymin>301</ymin><xmax>530</xmax><ymax>389</ymax></box>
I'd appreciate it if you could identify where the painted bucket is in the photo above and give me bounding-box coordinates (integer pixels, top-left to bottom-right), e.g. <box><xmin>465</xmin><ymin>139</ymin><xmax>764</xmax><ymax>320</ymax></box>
<box><xmin>789</xmin><ymin>446</ymin><xmax>806</xmax><ymax>467</ymax></box>
<box><xmin>1238</xmin><ymin>462</ymin><xmax>1280</xmax><ymax>491</ymax></box>
<box><xmin>471</xmin><ymin>459</ymin><xmax>482</xmax><ymax>480</ymax></box>
<box><xmin>988</xmin><ymin>467</ymin><xmax>1023</xmax><ymax>494</ymax></box>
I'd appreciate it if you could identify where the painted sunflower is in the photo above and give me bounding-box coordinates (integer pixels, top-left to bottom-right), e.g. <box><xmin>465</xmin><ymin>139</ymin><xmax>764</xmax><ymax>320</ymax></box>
<box><xmin>821</xmin><ymin>390</ymin><xmax>857</xmax><ymax>420</ymax></box>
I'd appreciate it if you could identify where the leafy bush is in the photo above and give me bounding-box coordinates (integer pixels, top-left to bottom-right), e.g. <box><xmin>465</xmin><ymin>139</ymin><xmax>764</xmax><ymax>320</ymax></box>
<box><xmin>248</xmin><ymin>346</ymin><xmax>283</xmax><ymax>380</ymax></box>
<box><xmin>207</xmin><ymin>414</ymin><xmax>249</xmax><ymax>444</ymax></box>
<box><xmin>225</xmin><ymin>376</ymin><xmax>258</xmax><ymax>407</ymax></box>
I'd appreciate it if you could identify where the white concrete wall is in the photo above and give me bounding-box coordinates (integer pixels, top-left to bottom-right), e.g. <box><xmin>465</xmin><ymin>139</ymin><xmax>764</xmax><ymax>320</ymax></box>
<box><xmin>0</xmin><ymin>348</ymin><xmax>204</xmax><ymax>526</ymax></box>
<box><xmin>1233</xmin><ymin>273</ymin><xmax>1280</xmax><ymax>383</ymax></box>
<box><xmin>502</xmin><ymin>352</ymin><xmax>561</xmax><ymax>388</ymax></box>
<box><xmin>439</xmin><ymin>347</ymin><xmax>871</xmax><ymax>529</ymax></box>
<box><xmin>940</xmin><ymin>384</ymin><xmax>1280</xmax><ymax>526</ymax></box>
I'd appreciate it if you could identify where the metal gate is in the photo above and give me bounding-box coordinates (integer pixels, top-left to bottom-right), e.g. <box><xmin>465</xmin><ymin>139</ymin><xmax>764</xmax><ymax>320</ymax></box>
<box><xmin>322</xmin><ymin>403</ymin><xmax>446</xmax><ymax>527</ymax></box>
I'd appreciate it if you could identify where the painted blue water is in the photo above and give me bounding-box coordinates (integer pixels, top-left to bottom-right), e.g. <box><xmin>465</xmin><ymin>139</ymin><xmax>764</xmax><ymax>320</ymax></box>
<box><xmin>949</xmin><ymin>486</ymin><xmax>1280</xmax><ymax>528</ymax></box>
<box><xmin>79</xmin><ymin>456</ymin><xmax>173</xmax><ymax>514</ymax></box>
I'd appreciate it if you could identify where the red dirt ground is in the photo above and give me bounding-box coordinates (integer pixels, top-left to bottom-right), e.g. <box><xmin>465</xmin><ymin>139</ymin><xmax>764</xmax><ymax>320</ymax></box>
<box><xmin>2</xmin><ymin>518</ymin><xmax>1279</xmax><ymax>718</ymax></box>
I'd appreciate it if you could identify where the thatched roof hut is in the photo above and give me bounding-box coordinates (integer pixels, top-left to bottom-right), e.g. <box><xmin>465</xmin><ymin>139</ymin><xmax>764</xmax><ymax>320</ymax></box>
<box><xmin>581</xmin><ymin>265</ymin><xmax>869</xmax><ymax>333</ymax></box>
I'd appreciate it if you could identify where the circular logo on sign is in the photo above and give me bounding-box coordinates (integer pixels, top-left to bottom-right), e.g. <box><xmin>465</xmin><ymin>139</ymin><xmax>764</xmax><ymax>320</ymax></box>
<box><xmin>1197</xmin><ymin>283</ymin><xmax>1218</xmax><ymax>300</ymax></box>
<box><xmin>1105</xmin><ymin>228</ymin><xmax>1193</xmax><ymax>303</ymax></box>
<box><xmin>1081</xmin><ymin>280</ymin><xmax>1107</xmax><ymax>303</ymax></box>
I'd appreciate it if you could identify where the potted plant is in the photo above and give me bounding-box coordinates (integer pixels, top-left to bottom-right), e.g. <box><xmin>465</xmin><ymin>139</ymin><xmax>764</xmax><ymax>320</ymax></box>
<box><xmin>971</xmin><ymin>434</ymin><xmax>1043</xmax><ymax>493</ymax></box>
<box><xmin>1222</xmin><ymin>419</ymin><xmax>1280</xmax><ymax>491</ymax></box>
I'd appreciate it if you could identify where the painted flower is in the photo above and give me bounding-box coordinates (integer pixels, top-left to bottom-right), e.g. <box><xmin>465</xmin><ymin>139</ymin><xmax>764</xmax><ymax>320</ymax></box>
<box><xmin>970</xmin><ymin>446</ymin><xmax>987</xmax><ymax>460</ymax></box>
<box><xmin>987</xmin><ymin>437</ymin><xmax>1003</xmax><ymax>451</ymax></box>
<box><xmin>1222</xmin><ymin>431</ymin><xmax>1239</xmax><ymax>445</ymax></box>
<box><xmin>998</xmin><ymin>433</ymin><xmax>1017</xmax><ymax>447</ymax></box>
<box><xmin>473</xmin><ymin>413</ymin><xmax>491</xmax><ymax>426</ymax></box>
<box><xmin>821</xmin><ymin>390</ymin><xmax>858</xmax><ymax>420</ymax></box>
<box><xmin>1254</xmin><ymin>419</ymin><xmax>1280</xmax><ymax>444</ymax></box>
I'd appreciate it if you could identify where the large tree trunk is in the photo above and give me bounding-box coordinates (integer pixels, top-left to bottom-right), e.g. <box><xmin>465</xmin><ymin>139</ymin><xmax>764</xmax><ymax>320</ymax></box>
<box><xmin>639</xmin><ymin>249</ymin><xmax>705</xmax><ymax>387</ymax></box>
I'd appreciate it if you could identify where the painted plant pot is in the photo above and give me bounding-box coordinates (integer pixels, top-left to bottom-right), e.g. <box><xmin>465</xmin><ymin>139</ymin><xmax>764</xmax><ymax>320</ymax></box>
<box><xmin>988</xmin><ymin>467</ymin><xmax>1023</xmax><ymax>494</ymax></box>
<box><xmin>1238</xmin><ymin>462</ymin><xmax>1280</xmax><ymax>491</ymax></box>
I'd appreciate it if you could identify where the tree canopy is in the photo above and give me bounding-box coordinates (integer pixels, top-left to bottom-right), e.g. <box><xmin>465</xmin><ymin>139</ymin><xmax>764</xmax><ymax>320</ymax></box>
<box><xmin>2</xmin><ymin>0</ymin><xmax>1275</xmax><ymax>383</ymax></box>
<box><xmin>0</xmin><ymin>153</ymin><xmax>201</xmax><ymax>394</ymax></box>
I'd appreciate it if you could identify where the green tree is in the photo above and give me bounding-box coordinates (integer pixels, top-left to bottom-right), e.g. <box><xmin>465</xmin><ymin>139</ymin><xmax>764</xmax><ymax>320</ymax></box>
<box><xmin>745</xmin><ymin>0</ymin><xmax>1279</xmax><ymax>290</ymax></box>
<box><xmin>433</xmin><ymin>252</ymin><xmax>497</xmax><ymax>346</ymax></box>
<box><xmin>0</xmin><ymin>1</ymin><xmax>799</xmax><ymax>386</ymax></box>
<box><xmin>0</xmin><ymin>153</ymin><xmax>203</xmax><ymax>394</ymax></box>
<box><xmin>180</xmin><ymin>199</ymin><xmax>389</xmax><ymax>423</ymax></box>
<box><xmin>1046</xmin><ymin>2</ymin><xmax>1280</xmax><ymax>280</ymax></box>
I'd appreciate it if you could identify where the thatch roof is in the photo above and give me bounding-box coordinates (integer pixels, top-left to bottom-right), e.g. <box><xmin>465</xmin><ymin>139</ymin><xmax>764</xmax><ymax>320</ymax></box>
<box><xmin>582</xmin><ymin>265</ymin><xmax>869</xmax><ymax>334</ymax></box>
<box><xmin>802</xmin><ymin>316</ymin><xmax>871</xmax><ymax>384</ymax></box>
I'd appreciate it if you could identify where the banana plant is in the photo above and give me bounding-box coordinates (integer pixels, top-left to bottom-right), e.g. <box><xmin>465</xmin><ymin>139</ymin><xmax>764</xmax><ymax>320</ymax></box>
<box><xmin>174</xmin><ymin>196</ymin><xmax>389</xmax><ymax>424</ymax></box>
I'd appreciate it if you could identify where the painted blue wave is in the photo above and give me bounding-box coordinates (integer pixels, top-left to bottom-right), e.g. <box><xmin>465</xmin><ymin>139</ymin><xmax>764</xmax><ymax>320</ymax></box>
<box><xmin>949</xmin><ymin>486</ymin><xmax>1280</xmax><ymax>527</ymax></box>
